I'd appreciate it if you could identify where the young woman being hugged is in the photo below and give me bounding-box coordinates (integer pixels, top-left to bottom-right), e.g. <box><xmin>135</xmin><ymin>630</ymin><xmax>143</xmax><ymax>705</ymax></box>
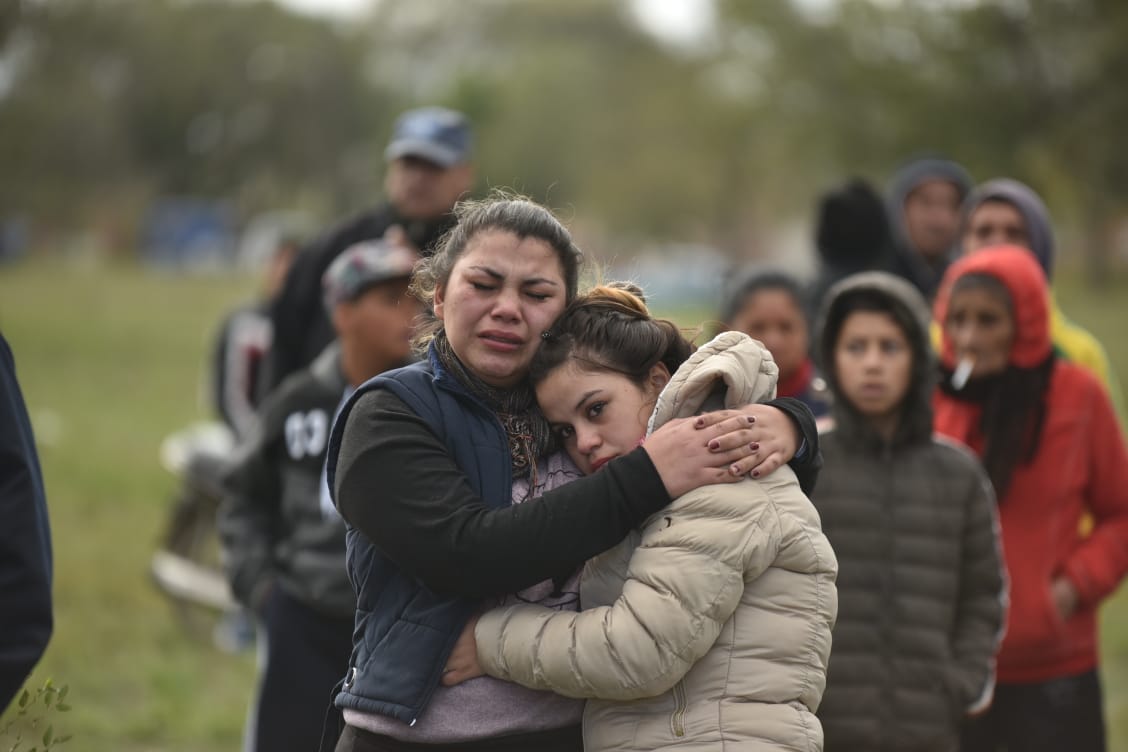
<box><xmin>933</xmin><ymin>246</ymin><xmax>1128</xmax><ymax>752</ymax></box>
<box><xmin>445</xmin><ymin>284</ymin><xmax>837</xmax><ymax>752</ymax></box>
<box><xmin>811</xmin><ymin>271</ymin><xmax>1005</xmax><ymax>752</ymax></box>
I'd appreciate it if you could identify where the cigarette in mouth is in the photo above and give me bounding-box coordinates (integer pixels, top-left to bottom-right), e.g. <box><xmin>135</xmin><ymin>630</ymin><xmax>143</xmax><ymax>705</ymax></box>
<box><xmin>951</xmin><ymin>356</ymin><xmax>975</xmax><ymax>390</ymax></box>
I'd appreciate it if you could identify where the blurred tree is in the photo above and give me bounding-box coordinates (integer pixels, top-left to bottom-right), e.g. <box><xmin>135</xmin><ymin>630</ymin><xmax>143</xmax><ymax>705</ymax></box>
<box><xmin>1</xmin><ymin>0</ymin><xmax>1125</xmax><ymax>276</ymax></box>
<box><xmin>0</xmin><ymin>0</ymin><xmax>390</xmax><ymax>251</ymax></box>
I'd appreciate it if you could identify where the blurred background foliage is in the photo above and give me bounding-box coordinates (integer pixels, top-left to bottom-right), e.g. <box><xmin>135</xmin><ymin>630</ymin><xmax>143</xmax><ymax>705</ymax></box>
<box><xmin>2</xmin><ymin>2</ymin><xmax>1128</xmax><ymax>750</ymax></box>
<box><xmin>2</xmin><ymin>0</ymin><xmax>1127</xmax><ymax>276</ymax></box>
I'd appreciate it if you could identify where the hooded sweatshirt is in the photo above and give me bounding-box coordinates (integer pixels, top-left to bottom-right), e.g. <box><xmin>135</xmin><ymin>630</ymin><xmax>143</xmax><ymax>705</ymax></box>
<box><xmin>932</xmin><ymin>246</ymin><xmax>1128</xmax><ymax>684</ymax></box>
<box><xmin>960</xmin><ymin>178</ymin><xmax>1124</xmax><ymax>418</ymax></box>
<box><xmin>475</xmin><ymin>332</ymin><xmax>838</xmax><ymax>751</ymax></box>
<box><xmin>885</xmin><ymin>158</ymin><xmax>974</xmax><ymax>301</ymax></box>
<box><xmin>812</xmin><ymin>272</ymin><xmax>1005</xmax><ymax>752</ymax></box>
<box><xmin>807</xmin><ymin>178</ymin><xmax>896</xmax><ymax>317</ymax></box>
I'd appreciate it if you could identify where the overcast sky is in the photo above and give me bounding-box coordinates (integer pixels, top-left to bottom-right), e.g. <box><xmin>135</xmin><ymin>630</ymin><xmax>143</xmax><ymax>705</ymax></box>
<box><xmin>269</xmin><ymin>0</ymin><xmax>723</xmax><ymax>45</ymax></box>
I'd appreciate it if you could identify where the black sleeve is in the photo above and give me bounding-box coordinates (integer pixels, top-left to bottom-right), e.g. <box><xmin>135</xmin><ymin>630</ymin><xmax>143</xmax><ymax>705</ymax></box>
<box><xmin>210</xmin><ymin>314</ymin><xmax>233</xmax><ymax>429</ymax></box>
<box><xmin>0</xmin><ymin>336</ymin><xmax>52</xmax><ymax>713</ymax></box>
<box><xmin>334</xmin><ymin>389</ymin><xmax>672</xmax><ymax>599</ymax></box>
<box><xmin>264</xmin><ymin>210</ymin><xmax>395</xmax><ymax>391</ymax></box>
<box><xmin>766</xmin><ymin>396</ymin><xmax>822</xmax><ymax>495</ymax></box>
<box><xmin>216</xmin><ymin>405</ymin><xmax>282</xmax><ymax>612</ymax></box>
<box><xmin>264</xmin><ymin>247</ymin><xmax>325</xmax><ymax>392</ymax></box>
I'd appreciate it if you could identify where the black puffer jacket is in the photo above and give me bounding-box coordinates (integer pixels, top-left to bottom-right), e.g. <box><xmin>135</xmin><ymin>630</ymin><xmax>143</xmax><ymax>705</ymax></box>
<box><xmin>812</xmin><ymin>272</ymin><xmax>1006</xmax><ymax>752</ymax></box>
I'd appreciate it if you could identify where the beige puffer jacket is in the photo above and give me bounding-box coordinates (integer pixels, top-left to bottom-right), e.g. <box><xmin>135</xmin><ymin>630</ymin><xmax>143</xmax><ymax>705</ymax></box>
<box><xmin>475</xmin><ymin>332</ymin><xmax>838</xmax><ymax>751</ymax></box>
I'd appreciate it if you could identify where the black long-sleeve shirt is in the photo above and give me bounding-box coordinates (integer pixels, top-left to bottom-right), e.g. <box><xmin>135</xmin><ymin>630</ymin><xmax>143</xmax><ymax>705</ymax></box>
<box><xmin>334</xmin><ymin>388</ymin><xmax>819</xmax><ymax>599</ymax></box>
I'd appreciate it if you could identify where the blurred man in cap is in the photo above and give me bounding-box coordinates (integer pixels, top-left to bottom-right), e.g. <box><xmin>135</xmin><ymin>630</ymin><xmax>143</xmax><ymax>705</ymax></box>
<box><xmin>219</xmin><ymin>239</ymin><xmax>421</xmax><ymax>752</ymax></box>
<box><xmin>264</xmin><ymin>106</ymin><xmax>473</xmax><ymax>391</ymax></box>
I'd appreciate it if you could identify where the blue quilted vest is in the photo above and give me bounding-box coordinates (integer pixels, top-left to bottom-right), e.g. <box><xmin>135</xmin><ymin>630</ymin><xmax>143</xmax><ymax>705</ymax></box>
<box><xmin>324</xmin><ymin>346</ymin><xmax>511</xmax><ymax>725</ymax></box>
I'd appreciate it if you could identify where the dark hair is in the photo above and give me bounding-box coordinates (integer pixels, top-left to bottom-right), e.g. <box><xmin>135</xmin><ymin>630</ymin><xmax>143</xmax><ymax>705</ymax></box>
<box><xmin>814</xmin><ymin>177</ymin><xmax>892</xmax><ymax>267</ymax></box>
<box><xmin>530</xmin><ymin>283</ymin><xmax>694</xmax><ymax>390</ymax></box>
<box><xmin>410</xmin><ymin>193</ymin><xmax>584</xmax><ymax>350</ymax></box>
<box><xmin>719</xmin><ymin>268</ymin><xmax>807</xmax><ymax>329</ymax></box>
<box><xmin>943</xmin><ymin>272</ymin><xmax>1052</xmax><ymax>499</ymax></box>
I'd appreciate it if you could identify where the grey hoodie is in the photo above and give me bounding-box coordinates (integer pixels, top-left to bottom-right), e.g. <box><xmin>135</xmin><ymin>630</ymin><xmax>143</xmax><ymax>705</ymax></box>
<box><xmin>963</xmin><ymin>178</ymin><xmax>1056</xmax><ymax>279</ymax></box>
<box><xmin>886</xmin><ymin>158</ymin><xmax>974</xmax><ymax>299</ymax></box>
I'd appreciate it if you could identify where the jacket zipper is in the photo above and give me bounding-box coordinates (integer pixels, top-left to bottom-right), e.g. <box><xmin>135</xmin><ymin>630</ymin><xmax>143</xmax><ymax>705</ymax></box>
<box><xmin>669</xmin><ymin>679</ymin><xmax>688</xmax><ymax>737</ymax></box>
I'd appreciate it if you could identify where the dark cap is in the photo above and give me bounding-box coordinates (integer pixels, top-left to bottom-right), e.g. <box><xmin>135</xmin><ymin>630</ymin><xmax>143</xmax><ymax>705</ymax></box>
<box><xmin>384</xmin><ymin>106</ymin><xmax>472</xmax><ymax>168</ymax></box>
<box><xmin>322</xmin><ymin>240</ymin><xmax>418</xmax><ymax>311</ymax></box>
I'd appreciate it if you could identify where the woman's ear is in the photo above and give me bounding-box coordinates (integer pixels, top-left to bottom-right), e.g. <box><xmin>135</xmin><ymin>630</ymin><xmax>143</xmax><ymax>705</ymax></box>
<box><xmin>432</xmin><ymin>282</ymin><xmax>446</xmax><ymax>322</ymax></box>
<box><xmin>648</xmin><ymin>362</ymin><xmax>671</xmax><ymax>395</ymax></box>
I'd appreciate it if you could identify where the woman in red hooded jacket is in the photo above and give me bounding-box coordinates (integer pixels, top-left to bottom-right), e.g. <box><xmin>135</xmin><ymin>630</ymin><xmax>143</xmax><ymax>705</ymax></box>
<box><xmin>932</xmin><ymin>245</ymin><xmax>1128</xmax><ymax>752</ymax></box>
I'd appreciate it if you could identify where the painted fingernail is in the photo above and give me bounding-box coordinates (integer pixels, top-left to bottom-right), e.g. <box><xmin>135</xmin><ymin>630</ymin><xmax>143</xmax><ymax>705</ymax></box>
<box><xmin>750</xmin><ymin>442</ymin><xmax>760</xmax><ymax>451</ymax></box>
<box><xmin>695</xmin><ymin>417</ymin><xmax>706</xmax><ymax>427</ymax></box>
<box><xmin>747</xmin><ymin>416</ymin><xmax>756</xmax><ymax>424</ymax></box>
<box><xmin>752</xmin><ymin>469</ymin><xmax>761</xmax><ymax>478</ymax></box>
<box><xmin>730</xmin><ymin>464</ymin><xmax>741</xmax><ymax>475</ymax></box>
<box><xmin>708</xmin><ymin>440</ymin><xmax>720</xmax><ymax>450</ymax></box>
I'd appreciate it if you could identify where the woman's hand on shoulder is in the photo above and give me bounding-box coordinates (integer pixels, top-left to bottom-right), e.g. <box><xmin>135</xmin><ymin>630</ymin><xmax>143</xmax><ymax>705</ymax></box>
<box><xmin>696</xmin><ymin>404</ymin><xmax>799</xmax><ymax>477</ymax></box>
<box><xmin>644</xmin><ymin>413</ymin><xmax>759</xmax><ymax>498</ymax></box>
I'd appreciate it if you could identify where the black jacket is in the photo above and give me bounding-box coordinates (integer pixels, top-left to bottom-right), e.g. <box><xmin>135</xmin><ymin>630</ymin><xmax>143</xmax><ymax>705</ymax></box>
<box><xmin>264</xmin><ymin>203</ymin><xmax>454</xmax><ymax>391</ymax></box>
<box><xmin>0</xmin><ymin>333</ymin><xmax>52</xmax><ymax>712</ymax></box>
<box><xmin>218</xmin><ymin>344</ymin><xmax>353</xmax><ymax>617</ymax></box>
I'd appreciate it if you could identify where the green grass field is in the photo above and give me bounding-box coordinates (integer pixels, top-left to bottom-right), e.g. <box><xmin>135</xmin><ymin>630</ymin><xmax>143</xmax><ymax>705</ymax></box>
<box><xmin>1</xmin><ymin>260</ymin><xmax>1126</xmax><ymax>751</ymax></box>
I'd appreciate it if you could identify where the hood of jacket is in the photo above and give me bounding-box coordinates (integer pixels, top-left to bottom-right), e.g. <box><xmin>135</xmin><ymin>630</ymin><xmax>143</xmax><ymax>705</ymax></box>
<box><xmin>933</xmin><ymin>244</ymin><xmax>1052</xmax><ymax>371</ymax></box>
<box><xmin>647</xmin><ymin>331</ymin><xmax>777</xmax><ymax>433</ymax></box>
<box><xmin>816</xmin><ymin>271</ymin><xmax>936</xmax><ymax>446</ymax></box>
<box><xmin>963</xmin><ymin>178</ymin><xmax>1056</xmax><ymax>280</ymax></box>
<box><xmin>887</xmin><ymin>157</ymin><xmax>973</xmax><ymax>261</ymax></box>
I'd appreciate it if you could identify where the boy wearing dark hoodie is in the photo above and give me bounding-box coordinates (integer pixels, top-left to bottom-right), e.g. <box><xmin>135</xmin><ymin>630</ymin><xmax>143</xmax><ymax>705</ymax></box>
<box><xmin>811</xmin><ymin>271</ymin><xmax>1006</xmax><ymax>752</ymax></box>
<box><xmin>885</xmin><ymin>157</ymin><xmax>973</xmax><ymax>301</ymax></box>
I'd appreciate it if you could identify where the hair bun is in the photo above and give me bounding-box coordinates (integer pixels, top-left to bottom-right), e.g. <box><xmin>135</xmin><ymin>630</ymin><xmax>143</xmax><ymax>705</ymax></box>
<box><xmin>588</xmin><ymin>281</ymin><xmax>648</xmax><ymax>315</ymax></box>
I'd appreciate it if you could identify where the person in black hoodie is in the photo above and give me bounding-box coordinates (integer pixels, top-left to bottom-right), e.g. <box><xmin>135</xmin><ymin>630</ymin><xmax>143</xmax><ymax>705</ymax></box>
<box><xmin>0</xmin><ymin>332</ymin><xmax>52</xmax><ymax>712</ymax></box>
<box><xmin>219</xmin><ymin>239</ymin><xmax>421</xmax><ymax>752</ymax></box>
<box><xmin>806</xmin><ymin>177</ymin><xmax>895</xmax><ymax>320</ymax></box>
<box><xmin>263</xmin><ymin>106</ymin><xmax>474</xmax><ymax>391</ymax></box>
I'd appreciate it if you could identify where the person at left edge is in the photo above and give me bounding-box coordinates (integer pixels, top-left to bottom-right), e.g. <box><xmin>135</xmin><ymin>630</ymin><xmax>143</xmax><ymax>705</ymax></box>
<box><xmin>218</xmin><ymin>239</ymin><xmax>421</xmax><ymax>752</ymax></box>
<box><xmin>0</xmin><ymin>332</ymin><xmax>53</xmax><ymax>713</ymax></box>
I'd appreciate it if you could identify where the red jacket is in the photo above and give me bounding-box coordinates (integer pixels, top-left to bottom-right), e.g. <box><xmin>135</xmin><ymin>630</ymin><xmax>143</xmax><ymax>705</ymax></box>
<box><xmin>932</xmin><ymin>246</ymin><xmax>1128</xmax><ymax>684</ymax></box>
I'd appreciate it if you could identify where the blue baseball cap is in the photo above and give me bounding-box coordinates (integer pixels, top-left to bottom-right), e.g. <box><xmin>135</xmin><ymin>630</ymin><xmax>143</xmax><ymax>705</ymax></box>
<box><xmin>384</xmin><ymin>106</ymin><xmax>473</xmax><ymax>168</ymax></box>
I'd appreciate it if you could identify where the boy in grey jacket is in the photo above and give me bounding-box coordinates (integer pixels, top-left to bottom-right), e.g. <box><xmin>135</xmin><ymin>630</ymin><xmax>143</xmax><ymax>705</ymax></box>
<box><xmin>812</xmin><ymin>272</ymin><xmax>1006</xmax><ymax>752</ymax></box>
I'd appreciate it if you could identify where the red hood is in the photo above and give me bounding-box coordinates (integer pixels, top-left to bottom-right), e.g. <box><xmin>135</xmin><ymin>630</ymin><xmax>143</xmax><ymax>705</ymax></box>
<box><xmin>933</xmin><ymin>245</ymin><xmax>1052</xmax><ymax>369</ymax></box>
